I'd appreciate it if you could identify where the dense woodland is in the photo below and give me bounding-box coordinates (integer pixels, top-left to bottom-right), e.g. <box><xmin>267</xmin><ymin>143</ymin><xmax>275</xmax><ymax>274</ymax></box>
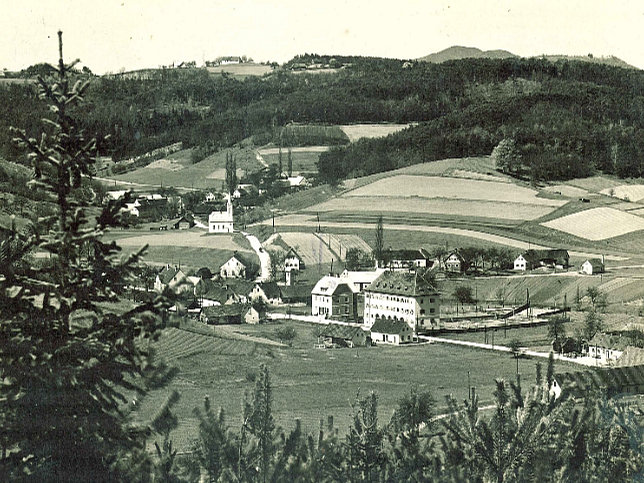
<box><xmin>3</xmin><ymin>56</ymin><xmax>644</xmax><ymax>183</ymax></box>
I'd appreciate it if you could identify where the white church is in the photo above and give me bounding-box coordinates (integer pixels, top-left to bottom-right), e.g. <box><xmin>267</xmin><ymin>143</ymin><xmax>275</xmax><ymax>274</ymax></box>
<box><xmin>208</xmin><ymin>195</ymin><xmax>234</xmax><ymax>233</ymax></box>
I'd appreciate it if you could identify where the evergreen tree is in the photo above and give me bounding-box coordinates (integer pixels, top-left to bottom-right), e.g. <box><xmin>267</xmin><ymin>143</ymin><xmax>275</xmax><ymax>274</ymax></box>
<box><xmin>374</xmin><ymin>215</ymin><xmax>384</xmax><ymax>267</ymax></box>
<box><xmin>345</xmin><ymin>392</ymin><xmax>385</xmax><ymax>482</ymax></box>
<box><xmin>1</xmin><ymin>32</ymin><xmax>171</xmax><ymax>480</ymax></box>
<box><xmin>225</xmin><ymin>152</ymin><xmax>237</xmax><ymax>196</ymax></box>
<box><xmin>287</xmin><ymin>147</ymin><xmax>293</xmax><ymax>177</ymax></box>
<box><xmin>278</xmin><ymin>145</ymin><xmax>283</xmax><ymax>177</ymax></box>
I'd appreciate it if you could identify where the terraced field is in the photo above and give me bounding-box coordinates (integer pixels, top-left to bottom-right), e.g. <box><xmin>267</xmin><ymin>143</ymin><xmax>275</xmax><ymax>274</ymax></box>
<box><xmin>542</xmin><ymin>207</ymin><xmax>644</xmax><ymax>240</ymax></box>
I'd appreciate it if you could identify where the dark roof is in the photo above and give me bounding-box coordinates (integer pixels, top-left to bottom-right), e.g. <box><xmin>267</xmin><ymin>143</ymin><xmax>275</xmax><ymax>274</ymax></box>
<box><xmin>321</xmin><ymin>324</ymin><xmax>367</xmax><ymax>339</ymax></box>
<box><xmin>285</xmin><ymin>247</ymin><xmax>303</xmax><ymax>261</ymax></box>
<box><xmin>158</xmin><ymin>266</ymin><xmax>182</xmax><ymax>285</ymax></box>
<box><xmin>365</xmin><ymin>271</ymin><xmax>438</xmax><ymax>296</ymax></box>
<box><xmin>584</xmin><ymin>258</ymin><xmax>605</xmax><ymax>269</ymax></box>
<box><xmin>281</xmin><ymin>284</ymin><xmax>314</xmax><ymax>301</ymax></box>
<box><xmin>254</xmin><ymin>281</ymin><xmax>281</xmax><ymax>299</ymax></box>
<box><xmin>522</xmin><ymin>249</ymin><xmax>569</xmax><ymax>264</ymax></box>
<box><xmin>446</xmin><ymin>250</ymin><xmax>466</xmax><ymax>263</ymax></box>
<box><xmin>201</xmin><ymin>304</ymin><xmax>247</xmax><ymax>318</ymax></box>
<box><xmin>226</xmin><ymin>252</ymin><xmax>251</xmax><ymax>268</ymax></box>
<box><xmin>383</xmin><ymin>248</ymin><xmax>430</xmax><ymax>261</ymax></box>
<box><xmin>193</xmin><ymin>202</ymin><xmax>227</xmax><ymax>216</ymax></box>
<box><xmin>371</xmin><ymin>318</ymin><xmax>411</xmax><ymax>334</ymax></box>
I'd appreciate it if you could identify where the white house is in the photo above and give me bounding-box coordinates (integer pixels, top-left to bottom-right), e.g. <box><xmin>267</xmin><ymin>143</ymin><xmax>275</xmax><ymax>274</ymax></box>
<box><xmin>208</xmin><ymin>195</ymin><xmax>234</xmax><ymax>233</ymax></box>
<box><xmin>444</xmin><ymin>250</ymin><xmax>467</xmax><ymax>273</ymax></box>
<box><xmin>580</xmin><ymin>258</ymin><xmax>605</xmax><ymax>275</ymax></box>
<box><xmin>363</xmin><ymin>270</ymin><xmax>440</xmax><ymax>333</ymax></box>
<box><xmin>585</xmin><ymin>334</ymin><xmax>628</xmax><ymax>364</ymax></box>
<box><xmin>220</xmin><ymin>253</ymin><xmax>249</xmax><ymax>279</ymax></box>
<box><xmin>284</xmin><ymin>247</ymin><xmax>304</xmax><ymax>272</ymax></box>
<box><xmin>311</xmin><ymin>275</ymin><xmax>358</xmax><ymax>320</ymax></box>
<box><xmin>370</xmin><ymin>318</ymin><xmax>414</xmax><ymax>345</ymax></box>
<box><xmin>339</xmin><ymin>268</ymin><xmax>385</xmax><ymax>292</ymax></box>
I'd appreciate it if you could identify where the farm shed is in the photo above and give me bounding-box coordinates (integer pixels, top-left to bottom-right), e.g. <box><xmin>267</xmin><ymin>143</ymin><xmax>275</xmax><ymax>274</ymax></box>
<box><xmin>173</xmin><ymin>214</ymin><xmax>194</xmax><ymax>230</ymax></box>
<box><xmin>199</xmin><ymin>304</ymin><xmax>246</xmax><ymax>325</ymax></box>
<box><xmin>371</xmin><ymin>318</ymin><xmax>413</xmax><ymax>345</ymax></box>
<box><xmin>320</xmin><ymin>324</ymin><xmax>369</xmax><ymax>348</ymax></box>
<box><xmin>579</xmin><ymin>258</ymin><xmax>605</xmax><ymax>275</ymax></box>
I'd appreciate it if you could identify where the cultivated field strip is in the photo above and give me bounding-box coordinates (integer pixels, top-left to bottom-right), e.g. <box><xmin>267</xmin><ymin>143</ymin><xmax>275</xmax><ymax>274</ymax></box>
<box><xmin>598</xmin><ymin>277</ymin><xmax>633</xmax><ymax>294</ymax></box>
<box><xmin>542</xmin><ymin>207</ymin><xmax>644</xmax><ymax>240</ymax></box>
<box><xmin>600</xmin><ymin>184</ymin><xmax>644</xmax><ymax>202</ymax></box>
<box><xmin>154</xmin><ymin>328</ymin><xmax>254</xmax><ymax>361</ymax></box>
<box><xmin>278</xmin><ymin>232</ymin><xmax>336</xmax><ymax>265</ymax></box>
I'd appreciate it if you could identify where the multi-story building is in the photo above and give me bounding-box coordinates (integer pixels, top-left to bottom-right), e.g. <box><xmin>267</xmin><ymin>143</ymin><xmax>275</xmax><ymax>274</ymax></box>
<box><xmin>363</xmin><ymin>270</ymin><xmax>440</xmax><ymax>333</ymax></box>
<box><xmin>311</xmin><ymin>275</ymin><xmax>358</xmax><ymax>321</ymax></box>
<box><xmin>208</xmin><ymin>195</ymin><xmax>234</xmax><ymax>233</ymax></box>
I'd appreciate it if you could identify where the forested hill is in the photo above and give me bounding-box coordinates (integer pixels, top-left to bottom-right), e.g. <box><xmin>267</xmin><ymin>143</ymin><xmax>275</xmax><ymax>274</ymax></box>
<box><xmin>2</xmin><ymin>56</ymin><xmax>644</xmax><ymax>182</ymax></box>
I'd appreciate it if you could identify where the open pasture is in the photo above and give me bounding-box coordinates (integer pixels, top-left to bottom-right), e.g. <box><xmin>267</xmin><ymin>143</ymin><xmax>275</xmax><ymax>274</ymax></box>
<box><xmin>258</xmin><ymin>147</ymin><xmax>327</xmax><ymax>174</ymax></box>
<box><xmin>542</xmin><ymin>184</ymin><xmax>589</xmax><ymax>198</ymax></box>
<box><xmin>566</xmin><ymin>176</ymin><xmax>623</xmax><ymax>193</ymax></box>
<box><xmin>308</xmin><ymin>197</ymin><xmax>553</xmax><ymax>221</ymax></box>
<box><xmin>326</xmin><ymin>233</ymin><xmax>372</xmax><ymax>257</ymax></box>
<box><xmin>135</xmin><ymin>321</ymin><xmax>582</xmax><ymax>452</ymax></box>
<box><xmin>206</xmin><ymin>63</ymin><xmax>273</xmax><ymax>77</ymax></box>
<box><xmin>339</xmin><ymin>123</ymin><xmax>412</xmax><ymax>141</ymax></box>
<box><xmin>542</xmin><ymin>207</ymin><xmax>644</xmax><ymax>240</ymax></box>
<box><xmin>115</xmin><ymin>230</ymin><xmax>252</xmax><ymax>251</ymax></box>
<box><xmin>344</xmin><ymin>175</ymin><xmax>567</xmax><ymax>207</ymax></box>
<box><xmin>600</xmin><ymin>184</ymin><xmax>644</xmax><ymax>202</ymax></box>
<box><xmin>276</xmin><ymin>232</ymin><xmax>336</xmax><ymax>265</ymax></box>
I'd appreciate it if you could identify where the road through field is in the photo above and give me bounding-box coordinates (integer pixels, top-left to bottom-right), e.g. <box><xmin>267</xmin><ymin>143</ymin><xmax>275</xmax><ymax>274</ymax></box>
<box><xmin>260</xmin><ymin>214</ymin><xmax>627</xmax><ymax>261</ymax></box>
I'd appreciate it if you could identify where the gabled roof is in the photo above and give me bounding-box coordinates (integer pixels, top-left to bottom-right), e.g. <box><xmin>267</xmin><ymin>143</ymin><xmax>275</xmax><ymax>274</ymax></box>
<box><xmin>224</xmin><ymin>252</ymin><xmax>250</xmax><ymax>268</ymax></box>
<box><xmin>583</xmin><ymin>258</ymin><xmax>605</xmax><ymax>269</ymax></box>
<box><xmin>365</xmin><ymin>270</ymin><xmax>438</xmax><ymax>297</ymax></box>
<box><xmin>382</xmin><ymin>248</ymin><xmax>431</xmax><ymax>261</ymax></box>
<box><xmin>311</xmin><ymin>275</ymin><xmax>358</xmax><ymax>296</ymax></box>
<box><xmin>321</xmin><ymin>324</ymin><xmax>367</xmax><ymax>340</ymax></box>
<box><xmin>446</xmin><ymin>250</ymin><xmax>466</xmax><ymax>263</ymax></box>
<box><xmin>521</xmin><ymin>249</ymin><xmax>569</xmax><ymax>264</ymax></box>
<box><xmin>201</xmin><ymin>303</ymin><xmax>247</xmax><ymax>318</ymax></box>
<box><xmin>340</xmin><ymin>268</ymin><xmax>384</xmax><ymax>287</ymax></box>
<box><xmin>285</xmin><ymin>247</ymin><xmax>303</xmax><ymax>261</ymax></box>
<box><xmin>254</xmin><ymin>281</ymin><xmax>281</xmax><ymax>299</ymax></box>
<box><xmin>371</xmin><ymin>318</ymin><xmax>411</xmax><ymax>334</ymax></box>
<box><xmin>158</xmin><ymin>266</ymin><xmax>183</xmax><ymax>285</ymax></box>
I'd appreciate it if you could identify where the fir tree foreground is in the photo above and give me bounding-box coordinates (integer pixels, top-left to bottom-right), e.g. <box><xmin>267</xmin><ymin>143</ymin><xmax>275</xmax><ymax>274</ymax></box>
<box><xmin>0</xmin><ymin>32</ymin><xmax>172</xmax><ymax>480</ymax></box>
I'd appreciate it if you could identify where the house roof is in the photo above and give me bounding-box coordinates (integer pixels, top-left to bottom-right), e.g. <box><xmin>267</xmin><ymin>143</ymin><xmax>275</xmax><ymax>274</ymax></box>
<box><xmin>311</xmin><ymin>275</ymin><xmax>358</xmax><ymax>296</ymax></box>
<box><xmin>281</xmin><ymin>284</ymin><xmax>314</xmax><ymax>301</ymax></box>
<box><xmin>340</xmin><ymin>268</ymin><xmax>384</xmax><ymax>288</ymax></box>
<box><xmin>588</xmin><ymin>334</ymin><xmax>630</xmax><ymax>351</ymax></box>
<box><xmin>158</xmin><ymin>266</ymin><xmax>183</xmax><ymax>285</ymax></box>
<box><xmin>371</xmin><ymin>318</ymin><xmax>411</xmax><ymax>334</ymax></box>
<box><xmin>285</xmin><ymin>247</ymin><xmax>303</xmax><ymax>261</ymax></box>
<box><xmin>201</xmin><ymin>303</ymin><xmax>247</xmax><ymax>318</ymax></box>
<box><xmin>365</xmin><ymin>270</ymin><xmax>438</xmax><ymax>297</ymax></box>
<box><xmin>321</xmin><ymin>324</ymin><xmax>367</xmax><ymax>340</ymax></box>
<box><xmin>583</xmin><ymin>258</ymin><xmax>605</xmax><ymax>269</ymax></box>
<box><xmin>615</xmin><ymin>346</ymin><xmax>644</xmax><ymax>367</ymax></box>
<box><xmin>254</xmin><ymin>281</ymin><xmax>281</xmax><ymax>299</ymax></box>
<box><xmin>446</xmin><ymin>250</ymin><xmax>466</xmax><ymax>263</ymax></box>
<box><xmin>520</xmin><ymin>249</ymin><xmax>569</xmax><ymax>264</ymax></box>
<box><xmin>382</xmin><ymin>248</ymin><xmax>431</xmax><ymax>261</ymax></box>
<box><xmin>224</xmin><ymin>252</ymin><xmax>251</xmax><ymax>268</ymax></box>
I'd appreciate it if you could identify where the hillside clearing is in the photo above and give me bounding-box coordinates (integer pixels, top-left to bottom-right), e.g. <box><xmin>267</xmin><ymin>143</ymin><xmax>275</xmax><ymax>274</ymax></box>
<box><xmin>542</xmin><ymin>207</ymin><xmax>644</xmax><ymax>240</ymax></box>
<box><xmin>600</xmin><ymin>184</ymin><xmax>644</xmax><ymax>202</ymax></box>
<box><xmin>339</xmin><ymin>123</ymin><xmax>412</xmax><ymax>141</ymax></box>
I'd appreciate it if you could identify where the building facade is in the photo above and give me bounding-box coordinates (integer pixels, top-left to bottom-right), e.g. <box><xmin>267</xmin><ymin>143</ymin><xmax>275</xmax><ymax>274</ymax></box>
<box><xmin>311</xmin><ymin>275</ymin><xmax>358</xmax><ymax>321</ymax></box>
<box><xmin>363</xmin><ymin>271</ymin><xmax>440</xmax><ymax>333</ymax></box>
<box><xmin>208</xmin><ymin>195</ymin><xmax>234</xmax><ymax>233</ymax></box>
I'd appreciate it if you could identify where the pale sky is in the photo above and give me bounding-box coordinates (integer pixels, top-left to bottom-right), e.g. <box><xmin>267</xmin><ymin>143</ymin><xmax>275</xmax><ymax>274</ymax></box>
<box><xmin>2</xmin><ymin>0</ymin><xmax>644</xmax><ymax>74</ymax></box>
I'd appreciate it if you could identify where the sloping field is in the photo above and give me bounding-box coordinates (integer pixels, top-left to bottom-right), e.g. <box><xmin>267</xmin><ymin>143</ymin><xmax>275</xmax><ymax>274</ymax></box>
<box><xmin>258</xmin><ymin>146</ymin><xmax>331</xmax><ymax>155</ymax></box>
<box><xmin>327</xmin><ymin>234</ymin><xmax>372</xmax><ymax>256</ymax></box>
<box><xmin>206</xmin><ymin>64</ymin><xmax>273</xmax><ymax>76</ymax></box>
<box><xmin>277</xmin><ymin>232</ymin><xmax>336</xmax><ymax>265</ymax></box>
<box><xmin>116</xmin><ymin>231</ymin><xmax>253</xmax><ymax>251</ymax></box>
<box><xmin>308</xmin><ymin>197</ymin><xmax>553</xmax><ymax>221</ymax></box>
<box><xmin>344</xmin><ymin>175</ymin><xmax>566</xmax><ymax>207</ymax></box>
<box><xmin>258</xmin><ymin>147</ymin><xmax>327</xmax><ymax>174</ymax></box>
<box><xmin>566</xmin><ymin>176</ymin><xmax>623</xmax><ymax>192</ymax></box>
<box><xmin>155</xmin><ymin>328</ymin><xmax>255</xmax><ymax>361</ymax></box>
<box><xmin>600</xmin><ymin>184</ymin><xmax>644</xmax><ymax>202</ymax></box>
<box><xmin>339</xmin><ymin>123</ymin><xmax>411</xmax><ymax>141</ymax></box>
<box><xmin>449</xmin><ymin>169</ymin><xmax>510</xmax><ymax>182</ymax></box>
<box><xmin>543</xmin><ymin>184</ymin><xmax>589</xmax><ymax>198</ymax></box>
<box><xmin>542</xmin><ymin>207</ymin><xmax>644</xmax><ymax>240</ymax></box>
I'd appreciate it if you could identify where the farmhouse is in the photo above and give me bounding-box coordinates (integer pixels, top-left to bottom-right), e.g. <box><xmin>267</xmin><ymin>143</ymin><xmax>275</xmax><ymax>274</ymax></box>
<box><xmin>208</xmin><ymin>195</ymin><xmax>234</xmax><ymax>233</ymax></box>
<box><xmin>311</xmin><ymin>275</ymin><xmax>359</xmax><ymax>321</ymax></box>
<box><xmin>248</xmin><ymin>282</ymin><xmax>282</xmax><ymax>305</ymax></box>
<box><xmin>444</xmin><ymin>250</ymin><xmax>467</xmax><ymax>273</ymax></box>
<box><xmin>154</xmin><ymin>266</ymin><xmax>187</xmax><ymax>293</ymax></box>
<box><xmin>220</xmin><ymin>252</ymin><xmax>250</xmax><ymax>279</ymax></box>
<box><xmin>199</xmin><ymin>304</ymin><xmax>246</xmax><ymax>325</ymax></box>
<box><xmin>370</xmin><ymin>318</ymin><xmax>414</xmax><ymax>345</ymax></box>
<box><xmin>580</xmin><ymin>258</ymin><xmax>605</xmax><ymax>275</ymax></box>
<box><xmin>173</xmin><ymin>214</ymin><xmax>194</xmax><ymax>230</ymax></box>
<box><xmin>363</xmin><ymin>270</ymin><xmax>440</xmax><ymax>333</ymax></box>
<box><xmin>585</xmin><ymin>334</ymin><xmax>629</xmax><ymax>364</ymax></box>
<box><xmin>286</xmin><ymin>175</ymin><xmax>310</xmax><ymax>189</ymax></box>
<box><xmin>378</xmin><ymin>248</ymin><xmax>432</xmax><ymax>271</ymax></box>
<box><xmin>320</xmin><ymin>324</ymin><xmax>369</xmax><ymax>348</ymax></box>
<box><xmin>243</xmin><ymin>305</ymin><xmax>266</xmax><ymax>324</ymax></box>
<box><xmin>514</xmin><ymin>249</ymin><xmax>569</xmax><ymax>271</ymax></box>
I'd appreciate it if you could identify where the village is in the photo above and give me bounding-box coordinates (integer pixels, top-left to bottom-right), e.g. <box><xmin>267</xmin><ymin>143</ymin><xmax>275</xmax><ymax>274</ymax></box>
<box><xmin>103</xmin><ymin>181</ymin><xmax>644</xmax><ymax>375</ymax></box>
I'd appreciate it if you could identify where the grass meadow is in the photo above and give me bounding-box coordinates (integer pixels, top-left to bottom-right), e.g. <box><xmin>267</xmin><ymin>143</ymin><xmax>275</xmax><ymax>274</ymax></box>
<box><xmin>134</xmin><ymin>320</ymin><xmax>583</xmax><ymax>452</ymax></box>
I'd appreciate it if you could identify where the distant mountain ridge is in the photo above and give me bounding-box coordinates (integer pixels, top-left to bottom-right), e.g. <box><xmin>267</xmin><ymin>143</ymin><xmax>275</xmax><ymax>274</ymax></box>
<box><xmin>418</xmin><ymin>46</ymin><xmax>636</xmax><ymax>69</ymax></box>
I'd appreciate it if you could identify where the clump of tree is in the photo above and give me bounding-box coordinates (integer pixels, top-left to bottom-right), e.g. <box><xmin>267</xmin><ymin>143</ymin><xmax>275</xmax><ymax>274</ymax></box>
<box><xmin>1</xmin><ymin>32</ymin><xmax>174</xmax><ymax>480</ymax></box>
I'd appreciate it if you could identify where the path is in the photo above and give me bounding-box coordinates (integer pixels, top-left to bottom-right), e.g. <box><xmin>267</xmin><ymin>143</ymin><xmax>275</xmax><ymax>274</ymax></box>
<box><xmin>258</xmin><ymin>214</ymin><xmax>628</xmax><ymax>261</ymax></box>
<box><xmin>418</xmin><ymin>335</ymin><xmax>600</xmax><ymax>367</ymax></box>
<box><xmin>242</xmin><ymin>231</ymin><xmax>271</xmax><ymax>282</ymax></box>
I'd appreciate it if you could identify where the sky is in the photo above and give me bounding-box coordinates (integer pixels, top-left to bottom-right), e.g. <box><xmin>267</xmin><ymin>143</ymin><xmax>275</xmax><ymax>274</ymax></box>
<box><xmin>2</xmin><ymin>0</ymin><xmax>644</xmax><ymax>74</ymax></box>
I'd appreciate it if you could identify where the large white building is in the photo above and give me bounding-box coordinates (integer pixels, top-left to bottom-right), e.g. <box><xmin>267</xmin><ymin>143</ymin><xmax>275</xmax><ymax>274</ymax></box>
<box><xmin>311</xmin><ymin>275</ymin><xmax>358</xmax><ymax>320</ymax></box>
<box><xmin>363</xmin><ymin>271</ymin><xmax>440</xmax><ymax>333</ymax></box>
<box><xmin>208</xmin><ymin>195</ymin><xmax>234</xmax><ymax>233</ymax></box>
